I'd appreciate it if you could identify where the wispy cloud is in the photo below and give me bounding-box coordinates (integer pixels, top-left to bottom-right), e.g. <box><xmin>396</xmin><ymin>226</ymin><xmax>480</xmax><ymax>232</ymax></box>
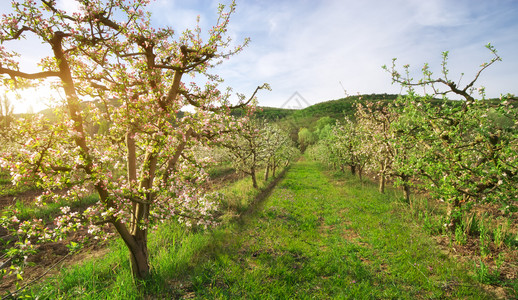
<box><xmin>2</xmin><ymin>0</ymin><xmax>517</xmax><ymax>113</ymax></box>
<box><xmin>213</xmin><ymin>0</ymin><xmax>518</xmax><ymax>106</ymax></box>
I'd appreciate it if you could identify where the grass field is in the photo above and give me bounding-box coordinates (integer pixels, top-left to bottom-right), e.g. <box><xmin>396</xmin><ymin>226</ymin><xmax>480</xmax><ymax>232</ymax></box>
<box><xmin>20</xmin><ymin>159</ymin><xmax>509</xmax><ymax>299</ymax></box>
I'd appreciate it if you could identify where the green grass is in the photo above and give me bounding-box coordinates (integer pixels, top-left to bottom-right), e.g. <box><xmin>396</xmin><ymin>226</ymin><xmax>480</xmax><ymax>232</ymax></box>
<box><xmin>3</xmin><ymin>194</ymin><xmax>100</xmax><ymax>223</ymax></box>
<box><xmin>207</xmin><ymin>164</ymin><xmax>234</xmax><ymax>179</ymax></box>
<box><xmin>180</xmin><ymin>160</ymin><xmax>491</xmax><ymax>299</ymax></box>
<box><xmin>24</xmin><ymin>168</ymin><xmax>283</xmax><ymax>299</ymax></box>
<box><xmin>27</xmin><ymin>160</ymin><xmax>498</xmax><ymax>299</ymax></box>
<box><xmin>0</xmin><ymin>170</ymin><xmax>38</xmax><ymax>197</ymax></box>
<box><xmin>217</xmin><ymin>168</ymin><xmax>275</xmax><ymax>219</ymax></box>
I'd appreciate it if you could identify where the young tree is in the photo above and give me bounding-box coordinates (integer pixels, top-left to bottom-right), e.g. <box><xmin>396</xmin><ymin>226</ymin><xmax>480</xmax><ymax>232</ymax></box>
<box><xmin>0</xmin><ymin>94</ymin><xmax>14</xmax><ymax>133</ymax></box>
<box><xmin>384</xmin><ymin>45</ymin><xmax>518</xmax><ymax>228</ymax></box>
<box><xmin>0</xmin><ymin>0</ymin><xmax>267</xmax><ymax>279</ymax></box>
<box><xmin>223</xmin><ymin>118</ymin><xmax>266</xmax><ymax>189</ymax></box>
<box><xmin>297</xmin><ymin>127</ymin><xmax>315</xmax><ymax>152</ymax></box>
<box><xmin>332</xmin><ymin>117</ymin><xmax>370</xmax><ymax>180</ymax></box>
<box><xmin>355</xmin><ymin>101</ymin><xmax>395</xmax><ymax>193</ymax></box>
<box><xmin>262</xmin><ymin>123</ymin><xmax>298</xmax><ymax>181</ymax></box>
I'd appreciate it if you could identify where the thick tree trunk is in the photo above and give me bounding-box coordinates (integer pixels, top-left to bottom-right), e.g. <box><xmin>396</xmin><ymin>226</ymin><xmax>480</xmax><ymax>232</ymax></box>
<box><xmin>127</xmin><ymin>197</ymin><xmax>151</xmax><ymax>279</ymax></box>
<box><xmin>272</xmin><ymin>164</ymin><xmax>276</xmax><ymax>177</ymax></box>
<box><xmin>264</xmin><ymin>164</ymin><xmax>270</xmax><ymax>181</ymax></box>
<box><xmin>112</xmin><ymin>218</ymin><xmax>150</xmax><ymax>280</ymax></box>
<box><xmin>349</xmin><ymin>165</ymin><xmax>356</xmax><ymax>175</ymax></box>
<box><xmin>128</xmin><ymin>232</ymin><xmax>150</xmax><ymax>279</ymax></box>
<box><xmin>128</xmin><ymin>147</ymin><xmax>157</xmax><ymax>279</ymax></box>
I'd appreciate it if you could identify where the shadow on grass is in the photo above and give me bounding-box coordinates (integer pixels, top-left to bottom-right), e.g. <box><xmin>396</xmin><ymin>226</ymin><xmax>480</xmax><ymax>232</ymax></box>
<box><xmin>236</xmin><ymin>166</ymin><xmax>290</xmax><ymax>225</ymax></box>
<box><xmin>144</xmin><ymin>166</ymin><xmax>292</xmax><ymax>298</ymax></box>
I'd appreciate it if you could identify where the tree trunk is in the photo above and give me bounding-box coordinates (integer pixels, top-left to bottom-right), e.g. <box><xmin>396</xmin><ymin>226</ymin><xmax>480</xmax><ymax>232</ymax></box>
<box><xmin>251</xmin><ymin>167</ymin><xmax>258</xmax><ymax>189</ymax></box>
<box><xmin>128</xmin><ymin>232</ymin><xmax>150</xmax><ymax>279</ymax></box>
<box><xmin>272</xmin><ymin>164</ymin><xmax>276</xmax><ymax>177</ymax></box>
<box><xmin>349</xmin><ymin>165</ymin><xmax>356</xmax><ymax>175</ymax></box>
<box><xmin>112</xmin><ymin>218</ymin><xmax>150</xmax><ymax>280</ymax></box>
<box><xmin>379</xmin><ymin>175</ymin><xmax>386</xmax><ymax>194</ymax></box>
<box><xmin>264</xmin><ymin>164</ymin><xmax>270</xmax><ymax>181</ymax></box>
<box><xmin>129</xmin><ymin>147</ymin><xmax>156</xmax><ymax>279</ymax></box>
<box><xmin>128</xmin><ymin>198</ymin><xmax>151</xmax><ymax>279</ymax></box>
<box><xmin>447</xmin><ymin>198</ymin><xmax>462</xmax><ymax>231</ymax></box>
<box><xmin>404</xmin><ymin>184</ymin><xmax>411</xmax><ymax>205</ymax></box>
<box><xmin>379</xmin><ymin>160</ymin><xmax>387</xmax><ymax>193</ymax></box>
<box><xmin>401</xmin><ymin>174</ymin><xmax>411</xmax><ymax>209</ymax></box>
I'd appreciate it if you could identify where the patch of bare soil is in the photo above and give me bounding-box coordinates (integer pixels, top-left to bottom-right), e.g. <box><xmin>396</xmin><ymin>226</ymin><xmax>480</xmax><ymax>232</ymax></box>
<box><xmin>0</xmin><ymin>189</ymin><xmax>41</xmax><ymax>210</ymax></box>
<box><xmin>207</xmin><ymin>169</ymin><xmax>245</xmax><ymax>191</ymax></box>
<box><xmin>0</xmin><ymin>187</ymin><xmax>73</xmax><ymax>211</ymax></box>
<box><xmin>0</xmin><ymin>187</ymin><xmax>113</xmax><ymax>296</ymax></box>
<box><xmin>433</xmin><ymin>234</ymin><xmax>517</xmax><ymax>299</ymax></box>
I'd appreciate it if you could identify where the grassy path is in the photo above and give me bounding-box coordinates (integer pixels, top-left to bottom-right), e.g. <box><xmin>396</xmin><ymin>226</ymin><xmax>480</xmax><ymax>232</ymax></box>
<box><xmin>188</xmin><ymin>159</ymin><xmax>491</xmax><ymax>299</ymax></box>
<box><xmin>33</xmin><ymin>159</ymin><xmax>495</xmax><ymax>299</ymax></box>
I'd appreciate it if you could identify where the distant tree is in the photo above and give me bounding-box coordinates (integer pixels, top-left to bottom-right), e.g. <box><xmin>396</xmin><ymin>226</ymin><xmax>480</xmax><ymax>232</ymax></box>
<box><xmin>297</xmin><ymin>127</ymin><xmax>316</xmax><ymax>152</ymax></box>
<box><xmin>314</xmin><ymin>116</ymin><xmax>335</xmax><ymax>140</ymax></box>
<box><xmin>263</xmin><ymin>123</ymin><xmax>298</xmax><ymax>181</ymax></box>
<box><xmin>355</xmin><ymin>101</ymin><xmax>396</xmax><ymax>194</ymax></box>
<box><xmin>223</xmin><ymin>118</ymin><xmax>266</xmax><ymax>188</ymax></box>
<box><xmin>332</xmin><ymin>117</ymin><xmax>370</xmax><ymax>181</ymax></box>
<box><xmin>0</xmin><ymin>94</ymin><xmax>14</xmax><ymax>132</ymax></box>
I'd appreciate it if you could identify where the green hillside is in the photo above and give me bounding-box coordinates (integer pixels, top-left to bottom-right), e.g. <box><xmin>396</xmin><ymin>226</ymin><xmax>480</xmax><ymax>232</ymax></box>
<box><xmin>256</xmin><ymin>94</ymin><xmax>398</xmax><ymax>142</ymax></box>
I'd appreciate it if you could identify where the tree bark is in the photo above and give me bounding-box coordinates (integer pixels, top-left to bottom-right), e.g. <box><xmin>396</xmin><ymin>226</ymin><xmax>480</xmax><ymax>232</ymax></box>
<box><xmin>129</xmin><ymin>231</ymin><xmax>150</xmax><ymax>279</ymax></box>
<box><xmin>379</xmin><ymin>160</ymin><xmax>388</xmax><ymax>193</ymax></box>
<box><xmin>379</xmin><ymin>175</ymin><xmax>386</xmax><ymax>194</ymax></box>
<box><xmin>447</xmin><ymin>198</ymin><xmax>462</xmax><ymax>232</ymax></box>
<box><xmin>251</xmin><ymin>166</ymin><xmax>258</xmax><ymax>189</ymax></box>
<box><xmin>264</xmin><ymin>164</ymin><xmax>269</xmax><ymax>181</ymax></box>
<box><xmin>401</xmin><ymin>175</ymin><xmax>411</xmax><ymax>208</ymax></box>
<box><xmin>112</xmin><ymin>220</ymin><xmax>150</xmax><ymax>279</ymax></box>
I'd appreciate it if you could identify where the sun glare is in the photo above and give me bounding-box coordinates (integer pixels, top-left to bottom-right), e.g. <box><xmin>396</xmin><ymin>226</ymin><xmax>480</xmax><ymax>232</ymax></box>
<box><xmin>3</xmin><ymin>85</ymin><xmax>62</xmax><ymax>114</ymax></box>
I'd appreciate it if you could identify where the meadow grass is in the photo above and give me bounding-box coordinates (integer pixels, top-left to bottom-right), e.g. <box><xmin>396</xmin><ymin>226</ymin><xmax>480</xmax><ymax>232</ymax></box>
<box><xmin>11</xmin><ymin>194</ymin><xmax>100</xmax><ymax>222</ymax></box>
<box><xmin>25</xmin><ymin>167</ymin><xmax>280</xmax><ymax>299</ymax></box>
<box><xmin>26</xmin><ymin>160</ymin><xmax>497</xmax><ymax>299</ymax></box>
<box><xmin>177</xmin><ymin>159</ymin><xmax>492</xmax><ymax>299</ymax></box>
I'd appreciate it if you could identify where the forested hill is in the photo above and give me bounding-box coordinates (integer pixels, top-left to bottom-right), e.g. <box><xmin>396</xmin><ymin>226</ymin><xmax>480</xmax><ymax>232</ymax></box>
<box><xmin>251</xmin><ymin>93</ymin><xmax>397</xmax><ymax>122</ymax></box>
<box><xmin>249</xmin><ymin>93</ymin><xmax>399</xmax><ymax>133</ymax></box>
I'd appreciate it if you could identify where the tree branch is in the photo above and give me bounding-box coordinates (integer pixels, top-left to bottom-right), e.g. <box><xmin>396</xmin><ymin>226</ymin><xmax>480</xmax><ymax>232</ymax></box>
<box><xmin>0</xmin><ymin>67</ymin><xmax>60</xmax><ymax>80</ymax></box>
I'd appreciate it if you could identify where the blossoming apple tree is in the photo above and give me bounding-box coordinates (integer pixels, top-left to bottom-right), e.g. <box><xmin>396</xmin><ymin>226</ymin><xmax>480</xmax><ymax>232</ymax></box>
<box><xmin>0</xmin><ymin>0</ymin><xmax>267</xmax><ymax>279</ymax></box>
<box><xmin>383</xmin><ymin>45</ymin><xmax>517</xmax><ymax>228</ymax></box>
<box><xmin>262</xmin><ymin>123</ymin><xmax>298</xmax><ymax>181</ymax></box>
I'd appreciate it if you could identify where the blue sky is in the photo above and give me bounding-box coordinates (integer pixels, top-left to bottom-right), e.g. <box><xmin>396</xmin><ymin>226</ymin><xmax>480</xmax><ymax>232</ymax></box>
<box><xmin>3</xmin><ymin>0</ymin><xmax>518</xmax><ymax>112</ymax></box>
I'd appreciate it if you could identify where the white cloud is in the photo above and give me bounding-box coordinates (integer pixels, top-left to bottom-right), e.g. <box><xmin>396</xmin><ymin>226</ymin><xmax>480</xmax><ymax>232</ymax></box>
<box><xmin>211</xmin><ymin>0</ymin><xmax>518</xmax><ymax>106</ymax></box>
<box><xmin>57</xmin><ymin>0</ymin><xmax>81</xmax><ymax>13</ymax></box>
<box><xmin>2</xmin><ymin>0</ymin><xmax>518</xmax><ymax>113</ymax></box>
